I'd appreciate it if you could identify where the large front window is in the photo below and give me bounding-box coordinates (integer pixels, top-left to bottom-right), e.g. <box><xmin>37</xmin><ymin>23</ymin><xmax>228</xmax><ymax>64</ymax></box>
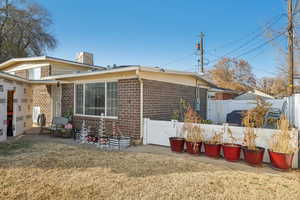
<box><xmin>75</xmin><ymin>82</ymin><xmax>118</xmax><ymax>117</ymax></box>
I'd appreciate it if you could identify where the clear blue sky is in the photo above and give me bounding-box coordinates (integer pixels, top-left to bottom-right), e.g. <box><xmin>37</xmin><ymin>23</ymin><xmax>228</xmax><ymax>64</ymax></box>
<box><xmin>37</xmin><ymin>0</ymin><xmax>288</xmax><ymax>78</ymax></box>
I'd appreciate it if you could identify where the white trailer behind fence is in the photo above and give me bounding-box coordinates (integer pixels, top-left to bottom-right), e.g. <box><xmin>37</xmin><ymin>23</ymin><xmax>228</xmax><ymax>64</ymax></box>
<box><xmin>143</xmin><ymin>118</ymin><xmax>299</xmax><ymax>168</ymax></box>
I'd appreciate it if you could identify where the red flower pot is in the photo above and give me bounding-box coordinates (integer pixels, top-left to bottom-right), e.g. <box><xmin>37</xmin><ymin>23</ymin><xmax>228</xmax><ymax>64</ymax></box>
<box><xmin>222</xmin><ymin>144</ymin><xmax>241</xmax><ymax>162</ymax></box>
<box><xmin>204</xmin><ymin>143</ymin><xmax>221</xmax><ymax>158</ymax></box>
<box><xmin>169</xmin><ymin>137</ymin><xmax>185</xmax><ymax>153</ymax></box>
<box><xmin>186</xmin><ymin>142</ymin><xmax>202</xmax><ymax>155</ymax></box>
<box><xmin>268</xmin><ymin>150</ymin><xmax>294</xmax><ymax>171</ymax></box>
<box><xmin>242</xmin><ymin>147</ymin><xmax>265</xmax><ymax>167</ymax></box>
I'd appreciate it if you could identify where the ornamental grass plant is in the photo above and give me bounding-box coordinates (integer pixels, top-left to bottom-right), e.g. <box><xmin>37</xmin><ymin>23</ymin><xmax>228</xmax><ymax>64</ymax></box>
<box><xmin>269</xmin><ymin>115</ymin><xmax>298</xmax><ymax>154</ymax></box>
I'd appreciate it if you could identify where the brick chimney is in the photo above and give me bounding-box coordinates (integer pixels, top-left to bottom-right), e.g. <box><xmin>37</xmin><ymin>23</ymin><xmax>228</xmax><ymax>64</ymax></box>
<box><xmin>76</xmin><ymin>52</ymin><xmax>94</xmax><ymax>65</ymax></box>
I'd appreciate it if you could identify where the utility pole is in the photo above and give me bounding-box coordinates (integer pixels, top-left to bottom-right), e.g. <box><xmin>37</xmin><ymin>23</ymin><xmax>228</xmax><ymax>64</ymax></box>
<box><xmin>288</xmin><ymin>0</ymin><xmax>295</xmax><ymax>96</ymax></box>
<box><xmin>196</xmin><ymin>32</ymin><xmax>205</xmax><ymax>74</ymax></box>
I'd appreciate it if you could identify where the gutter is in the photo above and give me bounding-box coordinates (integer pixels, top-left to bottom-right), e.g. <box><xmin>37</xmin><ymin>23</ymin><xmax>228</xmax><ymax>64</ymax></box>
<box><xmin>42</xmin><ymin>66</ymin><xmax>139</xmax><ymax>80</ymax></box>
<box><xmin>137</xmin><ymin>67</ymin><xmax>144</xmax><ymax>144</ymax></box>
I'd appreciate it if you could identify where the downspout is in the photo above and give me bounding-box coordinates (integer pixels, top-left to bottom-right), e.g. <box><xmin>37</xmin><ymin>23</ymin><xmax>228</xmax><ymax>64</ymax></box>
<box><xmin>195</xmin><ymin>78</ymin><xmax>199</xmax><ymax>112</ymax></box>
<box><xmin>137</xmin><ymin>68</ymin><xmax>144</xmax><ymax>144</ymax></box>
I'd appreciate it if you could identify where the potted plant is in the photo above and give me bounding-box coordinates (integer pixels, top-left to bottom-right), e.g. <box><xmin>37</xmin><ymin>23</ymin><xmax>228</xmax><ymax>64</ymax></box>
<box><xmin>169</xmin><ymin>99</ymin><xmax>190</xmax><ymax>153</ymax></box>
<box><xmin>182</xmin><ymin>107</ymin><xmax>203</xmax><ymax>155</ymax></box>
<box><xmin>222</xmin><ymin>127</ymin><xmax>241</xmax><ymax>162</ymax></box>
<box><xmin>185</xmin><ymin>125</ymin><xmax>203</xmax><ymax>155</ymax></box>
<box><xmin>242</xmin><ymin>112</ymin><xmax>265</xmax><ymax>167</ymax></box>
<box><xmin>268</xmin><ymin>116</ymin><xmax>298</xmax><ymax>171</ymax></box>
<box><xmin>204</xmin><ymin>131</ymin><xmax>223</xmax><ymax>158</ymax></box>
<box><xmin>169</xmin><ymin>137</ymin><xmax>185</xmax><ymax>153</ymax></box>
<box><xmin>63</xmin><ymin>109</ymin><xmax>74</xmax><ymax>123</ymax></box>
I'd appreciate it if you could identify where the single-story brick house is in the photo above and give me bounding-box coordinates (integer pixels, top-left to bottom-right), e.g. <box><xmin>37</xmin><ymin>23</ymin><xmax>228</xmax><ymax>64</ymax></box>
<box><xmin>0</xmin><ymin>53</ymin><xmax>213</xmax><ymax>142</ymax></box>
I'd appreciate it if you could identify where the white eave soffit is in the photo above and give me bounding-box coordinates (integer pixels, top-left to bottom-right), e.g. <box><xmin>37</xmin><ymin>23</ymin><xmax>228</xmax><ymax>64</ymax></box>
<box><xmin>6</xmin><ymin>63</ymin><xmax>50</xmax><ymax>72</ymax></box>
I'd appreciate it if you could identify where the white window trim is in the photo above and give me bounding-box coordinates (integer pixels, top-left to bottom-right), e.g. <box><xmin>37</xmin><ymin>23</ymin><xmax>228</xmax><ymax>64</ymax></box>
<box><xmin>74</xmin><ymin>81</ymin><xmax>118</xmax><ymax>119</ymax></box>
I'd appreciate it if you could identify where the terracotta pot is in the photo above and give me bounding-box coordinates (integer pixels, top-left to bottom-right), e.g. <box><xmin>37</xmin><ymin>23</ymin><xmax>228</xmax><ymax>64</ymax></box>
<box><xmin>186</xmin><ymin>141</ymin><xmax>202</xmax><ymax>155</ymax></box>
<box><xmin>242</xmin><ymin>147</ymin><xmax>265</xmax><ymax>167</ymax></box>
<box><xmin>222</xmin><ymin>144</ymin><xmax>241</xmax><ymax>162</ymax></box>
<box><xmin>169</xmin><ymin>137</ymin><xmax>185</xmax><ymax>153</ymax></box>
<box><xmin>268</xmin><ymin>150</ymin><xmax>294</xmax><ymax>170</ymax></box>
<box><xmin>204</xmin><ymin>143</ymin><xmax>221</xmax><ymax>158</ymax></box>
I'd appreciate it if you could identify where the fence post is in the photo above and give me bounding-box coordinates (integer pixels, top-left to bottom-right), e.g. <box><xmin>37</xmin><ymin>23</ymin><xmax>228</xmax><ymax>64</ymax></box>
<box><xmin>143</xmin><ymin>118</ymin><xmax>149</xmax><ymax>145</ymax></box>
<box><xmin>223</xmin><ymin>123</ymin><xmax>228</xmax><ymax>135</ymax></box>
<box><xmin>298</xmin><ymin>129</ymin><xmax>300</xmax><ymax>169</ymax></box>
<box><xmin>171</xmin><ymin>120</ymin><xmax>179</xmax><ymax>137</ymax></box>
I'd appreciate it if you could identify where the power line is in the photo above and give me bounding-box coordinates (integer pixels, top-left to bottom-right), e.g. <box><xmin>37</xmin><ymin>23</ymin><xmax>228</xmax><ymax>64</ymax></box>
<box><xmin>233</xmin><ymin>31</ymin><xmax>286</xmax><ymax>59</ymax></box>
<box><xmin>163</xmin><ymin>52</ymin><xmax>195</xmax><ymax>67</ymax></box>
<box><xmin>162</xmin><ymin>13</ymin><xmax>285</xmax><ymax>74</ymax></box>
<box><xmin>208</xmin><ymin>31</ymin><xmax>286</xmax><ymax>66</ymax></box>
<box><xmin>208</xmin><ymin>14</ymin><xmax>285</xmax><ymax>52</ymax></box>
<box><xmin>207</xmin><ymin>16</ymin><xmax>285</xmax><ymax>62</ymax></box>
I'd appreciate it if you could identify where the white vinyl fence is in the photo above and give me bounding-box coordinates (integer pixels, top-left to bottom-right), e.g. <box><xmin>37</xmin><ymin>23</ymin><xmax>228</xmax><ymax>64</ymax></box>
<box><xmin>286</xmin><ymin>94</ymin><xmax>300</xmax><ymax>128</ymax></box>
<box><xmin>207</xmin><ymin>99</ymin><xmax>286</xmax><ymax>124</ymax></box>
<box><xmin>143</xmin><ymin>118</ymin><xmax>299</xmax><ymax>168</ymax></box>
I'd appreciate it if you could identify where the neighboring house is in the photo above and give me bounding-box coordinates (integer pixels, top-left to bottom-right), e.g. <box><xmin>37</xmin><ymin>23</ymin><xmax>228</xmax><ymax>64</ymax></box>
<box><xmin>0</xmin><ymin>53</ymin><xmax>212</xmax><ymax>143</ymax></box>
<box><xmin>208</xmin><ymin>87</ymin><xmax>240</xmax><ymax>100</ymax></box>
<box><xmin>234</xmin><ymin>89</ymin><xmax>275</xmax><ymax>100</ymax></box>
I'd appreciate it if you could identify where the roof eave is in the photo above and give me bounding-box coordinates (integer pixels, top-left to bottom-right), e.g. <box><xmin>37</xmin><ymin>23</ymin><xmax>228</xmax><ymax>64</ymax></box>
<box><xmin>0</xmin><ymin>56</ymin><xmax>104</xmax><ymax>70</ymax></box>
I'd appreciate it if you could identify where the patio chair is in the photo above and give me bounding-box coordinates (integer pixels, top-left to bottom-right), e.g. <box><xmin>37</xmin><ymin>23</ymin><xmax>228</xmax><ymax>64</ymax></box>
<box><xmin>47</xmin><ymin>117</ymin><xmax>71</xmax><ymax>137</ymax></box>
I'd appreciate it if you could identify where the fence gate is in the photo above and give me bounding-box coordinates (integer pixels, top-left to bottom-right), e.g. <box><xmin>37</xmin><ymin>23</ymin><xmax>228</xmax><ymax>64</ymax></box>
<box><xmin>143</xmin><ymin>119</ymin><xmax>178</xmax><ymax>146</ymax></box>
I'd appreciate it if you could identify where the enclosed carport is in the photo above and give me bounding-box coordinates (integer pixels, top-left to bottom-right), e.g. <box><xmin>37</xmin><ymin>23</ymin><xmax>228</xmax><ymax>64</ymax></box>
<box><xmin>0</xmin><ymin>72</ymin><xmax>35</xmax><ymax>141</ymax></box>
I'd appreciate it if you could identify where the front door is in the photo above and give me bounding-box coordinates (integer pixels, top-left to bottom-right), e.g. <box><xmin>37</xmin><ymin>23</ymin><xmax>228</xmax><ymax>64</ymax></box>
<box><xmin>52</xmin><ymin>85</ymin><xmax>61</xmax><ymax>118</ymax></box>
<box><xmin>7</xmin><ymin>90</ymin><xmax>14</xmax><ymax>137</ymax></box>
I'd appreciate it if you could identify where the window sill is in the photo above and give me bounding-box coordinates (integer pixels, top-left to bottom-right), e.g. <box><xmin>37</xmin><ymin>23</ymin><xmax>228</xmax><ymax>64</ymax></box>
<box><xmin>74</xmin><ymin>114</ymin><xmax>118</xmax><ymax>120</ymax></box>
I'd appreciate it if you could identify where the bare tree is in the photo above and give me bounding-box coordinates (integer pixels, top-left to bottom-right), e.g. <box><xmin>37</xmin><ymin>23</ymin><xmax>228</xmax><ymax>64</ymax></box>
<box><xmin>207</xmin><ymin>57</ymin><xmax>256</xmax><ymax>91</ymax></box>
<box><xmin>257</xmin><ymin>76</ymin><xmax>288</xmax><ymax>97</ymax></box>
<box><xmin>0</xmin><ymin>0</ymin><xmax>57</xmax><ymax>62</ymax></box>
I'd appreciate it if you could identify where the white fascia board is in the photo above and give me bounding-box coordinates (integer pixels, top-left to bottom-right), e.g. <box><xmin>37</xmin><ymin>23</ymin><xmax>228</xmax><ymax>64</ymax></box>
<box><xmin>0</xmin><ymin>56</ymin><xmax>104</xmax><ymax>70</ymax></box>
<box><xmin>42</xmin><ymin>66</ymin><xmax>139</xmax><ymax>80</ymax></box>
<box><xmin>0</xmin><ymin>72</ymin><xmax>30</xmax><ymax>83</ymax></box>
<box><xmin>5</xmin><ymin>63</ymin><xmax>51</xmax><ymax>72</ymax></box>
<box><xmin>0</xmin><ymin>56</ymin><xmax>47</xmax><ymax>69</ymax></box>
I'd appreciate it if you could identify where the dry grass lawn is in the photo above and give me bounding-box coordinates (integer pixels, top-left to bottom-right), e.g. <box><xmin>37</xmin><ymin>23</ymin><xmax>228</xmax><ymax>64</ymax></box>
<box><xmin>0</xmin><ymin>136</ymin><xmax>300</xmax><ymax>200</ymax></box>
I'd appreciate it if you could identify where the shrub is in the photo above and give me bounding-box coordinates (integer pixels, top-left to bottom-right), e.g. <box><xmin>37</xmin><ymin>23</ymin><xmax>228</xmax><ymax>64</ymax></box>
<box><xmin>269</xmin><ymin>115</ymin><xmax>298</xmax><ymax>154</ymax></box>
<box><xmin>225</xmin><ymin>127</ymin><xmax>238</xmax><ymax>145</ymax></box>
<box><xmin>243</xmin><ymin>97</ymin><xmax>271</xmax><ymax>128</ymax></box>
<box><xmin>206</xmin><ymin>131</ymin><xmax>223</xmax><ymax>145</ymax></box>
<box><xmin>242</xmin><ymin>112</ymin><xmax>257</xmax><ymax>150</ymax></box>
<box><xmin>182</xmin><ymin>107</ymin><xmax>203</xmax><ymax>142</ymax></box>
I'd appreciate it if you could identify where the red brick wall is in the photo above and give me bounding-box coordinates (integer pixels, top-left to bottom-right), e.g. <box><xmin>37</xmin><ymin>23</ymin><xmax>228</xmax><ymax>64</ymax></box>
<box><xmin>32</xmin><ymin>85</ymin><xmax>52</xmax><ymax>124</ymax></box>
<box><xmin>61</xmin><ymin>84</ymin><xmax>74</xmax><ymax>116</ymax></box>
<box><xmin>215</xmin><ymin>92</ymin><xmax>238</xmax><ymax>100</ymax></box>
<box><xmin>31</xmin><ymin>66</ymin><xmax>52</xmax><ymax>125</ymax></box>
<box><xmin>143</xmin><ymin>80</ymin><xmax>207</xmax><ymax>120</ymax></box>
<box><xmin>117</xmin><ymin>79</ymin><xmax>140</xmax><ymax>139</ymax></box>
<box><xmin>61</xmin><ymin>79</ymin><xmax>207</xmax><ymax>139</ymax></box>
